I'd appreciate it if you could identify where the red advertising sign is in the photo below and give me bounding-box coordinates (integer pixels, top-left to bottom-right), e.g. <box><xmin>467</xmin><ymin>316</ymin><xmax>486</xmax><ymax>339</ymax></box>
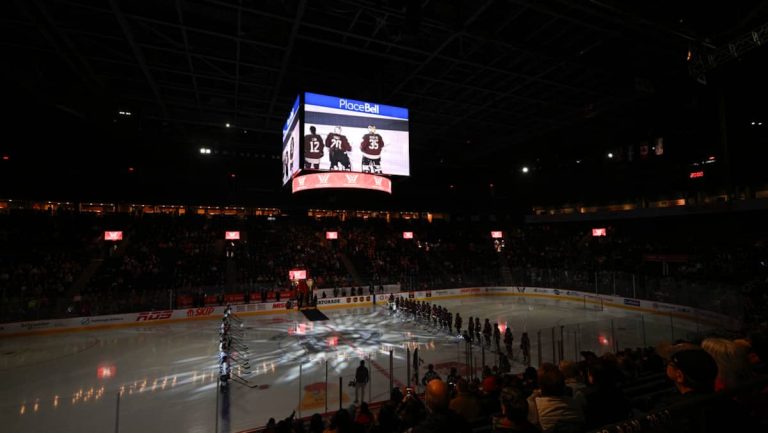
<box><xmin>592</xmin><ymin>228</ymin><xmax>607</xmax><ymax>237</ymax></box>
<box><xmin>403</xmin><ymin>231</ymin><xmax>414</xmax><ymax>239</ymax></box>
<box><xmin>289</xmin><ymin>269</ymin><xmax>307</xmax><ymax>280</ymax></box>
<box><xmin>689</xmin><ymin>171</ymin><xmax>704</xmax><ymax>179</ymax></box>
<box><xmin>490</xmin><ymin>231</ymin><xmax>503</xmax><ymax>239</ymax></box>
<box><xmin>104</xmin><ymin>231</ymin><xmax>123</xmax><ymax>241</ymax></box>
<box><xmin>225</xmin><ymin>231</ymin><xmax>240</xmax><ymax>240</ymax></box>
<box><xmin>136</xmin><ymin>310</ymin><xmax>172</xmax><ymax>321</ymax></box>
<box><xmin>292</xmin><ymin>172</ymin><xmax>392</xmax><ymax>194</ymax></box>
<box><xmin>326</xmin><ymin>231</ymin><xmax>338</xmax><ymax>240</ymax></box>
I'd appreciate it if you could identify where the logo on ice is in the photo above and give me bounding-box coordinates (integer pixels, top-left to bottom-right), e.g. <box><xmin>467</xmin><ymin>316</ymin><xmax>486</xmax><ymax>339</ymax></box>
<box><xmin>345</xmin><ymin>174</ymin><xmax>358</xmax><ymax>184</ymax></box>
<box><xmin>317</xmin><ymin>174</ymin><xmax>330</xmax><ymax>184</ymax></box>
<box><xmin>338</xmin><ymin>99</ymin><xmax>380</xmax><ymax>114</ymax></box>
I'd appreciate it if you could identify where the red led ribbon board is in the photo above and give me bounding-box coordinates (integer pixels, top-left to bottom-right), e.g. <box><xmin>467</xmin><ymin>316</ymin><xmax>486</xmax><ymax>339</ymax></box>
<box><xmin>292</xmin><ymin>172</ymin><xmax>392</xmax><ymax>194</ymax></box>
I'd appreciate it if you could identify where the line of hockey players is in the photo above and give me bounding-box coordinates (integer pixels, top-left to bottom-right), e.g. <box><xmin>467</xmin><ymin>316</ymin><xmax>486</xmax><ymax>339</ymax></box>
<box><xmin>304</xmin><ymin>124</ymin><xmax>386</xmax><ymax>174</ymax></box>
<box><xmin>219</xmin><ymin>305</ymin><xmax>250</xmax><ymax>389</ymax></box>
<box><xmin>389</xmin><ymin>295</ymin><xmax>532</xmax><ymax>366</ymax></box>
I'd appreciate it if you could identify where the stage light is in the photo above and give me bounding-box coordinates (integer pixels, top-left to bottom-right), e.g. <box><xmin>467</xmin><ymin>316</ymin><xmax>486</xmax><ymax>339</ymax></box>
<box><xmin>521</xmin><ymin>166</ymin><xmax>529</xmax><ymax>173</ymax></box>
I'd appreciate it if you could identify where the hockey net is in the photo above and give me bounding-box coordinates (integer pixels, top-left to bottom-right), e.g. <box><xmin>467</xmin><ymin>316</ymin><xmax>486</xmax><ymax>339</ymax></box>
<box><xmin>583</xmin><ymin>294</ymin><xmax>604</xmax><ymax>311</ymax></box>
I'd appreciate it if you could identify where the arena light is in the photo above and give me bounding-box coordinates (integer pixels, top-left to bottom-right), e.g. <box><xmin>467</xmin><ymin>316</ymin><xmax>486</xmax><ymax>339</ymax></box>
<box><xmin>521</xmin><ymin>166</ymin><xmax>529</xmax><ymax>173</ymax></box>
<box><xmin>104</xmin><ymin>231</ymin><xmax>123</xmax><ymax>241</ymax></box>
<box><xmin>225</xmin><ymin>231</ymin><xmax>240</xmax><ymax>240</ymax></box>
<box><xmin>403</xmin><ymin>231</ymin><xmax>414</xmax><ymax>239</ymax></box>
<box><xmin>289</xmin><ymin>269</ymin><xmax>307</xmax><ymax>280</ymax></box>
<box><xmin>592</xmin><ymin>228</ymin><xmax>607</xmax><ymax>237</ymax></box>
<box><xmin>491</xmin><ymin>231</ymin><xmax>503</xmax><ymax>239</ymax></box>
<box><xmin>326</xmin><ymin>231</ymin><xmax>338</xmax><ymax>240</ymax></box>
<box><xmin>607</xmin><ymin>152</ymin><xmax>614</xmax><ymax>159</ymax></box>
<box><xmin>97</xmin><ymin>365</ymin><xmax>116</xmax><ymax>379</ymax></box>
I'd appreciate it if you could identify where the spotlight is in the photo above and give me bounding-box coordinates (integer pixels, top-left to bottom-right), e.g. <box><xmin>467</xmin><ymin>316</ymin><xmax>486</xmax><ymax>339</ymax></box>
<box><xmin>225</xmin><ymin>123</ymin><xmax>231</xmax><ymax>128</ymax></box>
<box><xmin>521</xmin><ymin>166</ymin><xmax>529</xmax><ymax>173</ymax></box>
<box><xmin>607</xmin><ymin>153</ymin><xmax>614</xmax><ymax>159</ymax></box>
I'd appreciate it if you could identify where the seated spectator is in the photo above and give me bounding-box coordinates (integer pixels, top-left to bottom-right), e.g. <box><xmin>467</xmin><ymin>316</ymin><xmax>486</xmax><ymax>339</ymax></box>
<box><xmin>396</xmin><ymin>390</ymin><xmax>426</xmax><ymax>431</ymax></box>
<box><xmin>558</xmin><ymin>360</ymin><xmax>586</xmax><ymax>409</ymax></box>
<box><xmin>411</xmin><ymin>379</ymin><xmax>470</xmax><ymax>433</ymax></box>
<box><xmin>324</xmin><ymin>409</ymin><xmax>352</xmax><ymax>433</ymax></box>
<box><xmin>701</xmin><ymin>337</ymin><xmax>754</xmax><ymax>391</ymax></box>
<box><xmin>662</xmin><ymin>348</ymin><xmax>756</xmax><ymax>432</ymax></box>
<box><xmin>449</xmin><ymin>379</ymin><xmax>481</xmax><ymax>422</ymax></box>
<box><xmin>493</xmin><ymin>387</ymin><xmax>538</xmax><ymax>433</ymax></box>
<box><xmin>354</xmin><ymin>401</ymin><xmax>373</xmax><ymax>430</ymax></box>
<box><xmin>582</xmin><ymin>360</ymin><xmax>629</xmax><ymax>430</ymax></box>
<box><xmin>309</xmin><ymin>413</ymin><xmax>324</xmax><ymax>433</ymax></box>
<box><xmin>527</xmin><ymin>368</ymin><xmax>584</xmax><ymax>433</ymax></box>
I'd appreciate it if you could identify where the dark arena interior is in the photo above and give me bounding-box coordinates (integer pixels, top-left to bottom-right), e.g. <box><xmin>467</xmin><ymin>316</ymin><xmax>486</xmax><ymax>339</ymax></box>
<box><xmin>1</xmin><ymin>1</ymin><xmax>768</xmax><ymax>432</ymax></box>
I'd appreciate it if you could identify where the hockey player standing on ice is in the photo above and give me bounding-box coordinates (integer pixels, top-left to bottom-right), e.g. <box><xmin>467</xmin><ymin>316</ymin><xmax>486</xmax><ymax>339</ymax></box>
<box><xmin>504</xmin><ymin>327</ymin><xmax>514</xmax><ymax>359</ymax></box>
<box><xmin>304</xmin><ymin>125</ymin><xmax>324</xmax><ymax>169</ymax></box>
<box><xmin>360</xmin><ymin>124</ymin><xmax>384</xmax><ymax>173</ymax></box>
<box><xmin>325</xmin><ymin>126</ymin><xmax>352</xmax><ymax>170</ymax></box>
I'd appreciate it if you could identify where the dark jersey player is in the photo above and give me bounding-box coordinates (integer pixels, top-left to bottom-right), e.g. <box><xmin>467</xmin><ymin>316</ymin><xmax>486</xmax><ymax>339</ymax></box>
<box><xmin>304</xmin><ymin>126</ymin><xmax>324</xmax><ymax>169</ymax></box>
<box><xmin>325</xmin><ymin>126</ymin><xmax>352</xmax><ymax>171</ymax></box>
<box><xmin>360</xmin><ymin>124</ymin><xmax>384</xmax><ymax>174</ymax></box>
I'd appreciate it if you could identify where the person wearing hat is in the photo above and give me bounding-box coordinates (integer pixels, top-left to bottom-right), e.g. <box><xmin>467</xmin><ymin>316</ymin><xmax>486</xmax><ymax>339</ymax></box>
<box><xmin>665</xmin><ymin>349</ymin><xmax>719</xmax><ymax>395</ymax></box>
<box><xmin>663</xmin><ymin>349</ymin><xmax>756</xmax><ymax>431</ymax></box>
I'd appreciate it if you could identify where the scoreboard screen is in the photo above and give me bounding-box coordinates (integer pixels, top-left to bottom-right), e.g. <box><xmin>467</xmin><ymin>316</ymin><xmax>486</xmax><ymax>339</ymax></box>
<box><xmin>302</xmin><ymin>92</ymin><xmax>410</xmax><ymax>176</ymax></box>
<box><xmin>281</xmin><ymin>96</ymin><xmax>301</xmax><ymax>185</ymax></box>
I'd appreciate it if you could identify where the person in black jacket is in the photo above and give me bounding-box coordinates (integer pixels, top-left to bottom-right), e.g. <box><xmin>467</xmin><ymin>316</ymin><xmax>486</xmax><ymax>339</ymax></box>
<box><xmin>355</xmin><ymin>360</ymin><xmax>369</xmax><ymax>403</ymax></box>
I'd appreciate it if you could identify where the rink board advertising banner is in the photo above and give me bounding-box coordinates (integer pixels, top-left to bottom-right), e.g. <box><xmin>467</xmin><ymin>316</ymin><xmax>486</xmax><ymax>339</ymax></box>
<box><xmin>281</xmin><ymin>95</ymin><xmax>301</xmax><ymax>186</ymax></box>
<box><xmin>302</xmin><ymin>92</ymin><xmax>410</xmax><ymax>176</ymax></box>
<box><xmin>0</xmin><ymin>286</ymin><xmax>741</xmax><ymax>336</ymax></box>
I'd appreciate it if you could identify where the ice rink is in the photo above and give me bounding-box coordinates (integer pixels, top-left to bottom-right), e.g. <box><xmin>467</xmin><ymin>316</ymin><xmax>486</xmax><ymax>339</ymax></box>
<box><xmin>0</xmin><ymin>296</ymin><xmax>709</xmax><ymax>433</ymax></box>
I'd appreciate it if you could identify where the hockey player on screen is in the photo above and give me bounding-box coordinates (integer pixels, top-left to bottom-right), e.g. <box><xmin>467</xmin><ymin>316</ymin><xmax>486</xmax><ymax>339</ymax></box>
<box><xmin>304</xmin><ymin>125</ymin><xmax>325</xmax><ymax>169</ymax></box>
<box><xmin>326</xmin><ymin>126</ymin><xmax>352</xmax><ymax>170</ymax></box>
<box><xmin>360</xmin><ymin>124</ymin><xmax>384</xmax><ymax>173</ymax></box>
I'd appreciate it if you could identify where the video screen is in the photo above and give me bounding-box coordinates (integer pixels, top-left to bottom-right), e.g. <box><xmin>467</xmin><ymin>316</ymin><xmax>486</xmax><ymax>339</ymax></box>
<box><xmin>281</xmin><ymin>96</ymin><xmax>301</xmax><ymax>185</ymax></box>
<box><xmin>303</xmin><ymin>92</ymin><xmax>409</xmax><ymax>176</ymax></box>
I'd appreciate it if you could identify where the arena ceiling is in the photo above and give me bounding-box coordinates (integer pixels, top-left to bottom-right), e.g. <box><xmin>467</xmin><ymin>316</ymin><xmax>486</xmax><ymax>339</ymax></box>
<box><xmin>2</xmin><ymin>0</ymin><xmax>767</xmax><ymax>207</ymax></box>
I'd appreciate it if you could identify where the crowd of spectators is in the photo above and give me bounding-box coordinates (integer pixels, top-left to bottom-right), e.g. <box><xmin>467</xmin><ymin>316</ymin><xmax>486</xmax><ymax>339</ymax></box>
<box><xmin>1</xmin><ymin>209</ymin><xmax>766</xmax><ymax>324</ymax></box>
<box><xmin>0</xmin><ymin>210</ymin><xmax>99</xmax><ymax>321</ymax></box>
<box><xmin>260</xmin><ymin>331</ymin><xmax>768</xmax><ymax>433</ymax></box>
